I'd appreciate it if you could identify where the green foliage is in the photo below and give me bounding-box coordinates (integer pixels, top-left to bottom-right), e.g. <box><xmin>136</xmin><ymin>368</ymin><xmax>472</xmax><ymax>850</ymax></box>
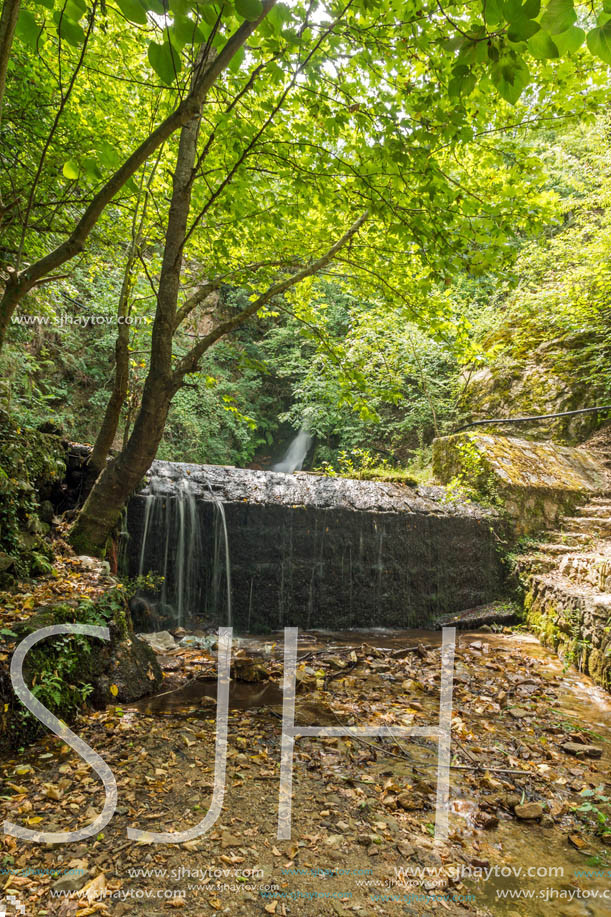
<box><xmin>573</xmin><ymin>786</ymin><xmax>611</xmax><ymax>837</ymax></box>
<box><xmin>5</xmin><ymin>598</ymin><xmax>113</xmax><ymax>747</ymax></box>
<box><xmin>443</xmin><ymin>438</ymin><xmax>504</xmax><ymax>508</ymax></box>
<box><xmin>0</xmin><ymin>412</ymin><xmax>65</xmax><ymax>581</ymax></box>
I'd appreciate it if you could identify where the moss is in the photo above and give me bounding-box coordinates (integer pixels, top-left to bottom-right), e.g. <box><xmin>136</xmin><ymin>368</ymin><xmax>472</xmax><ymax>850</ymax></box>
<box><xmin>433</xmin><ymin>432</ymin><xmax>605</xmax><ymax>534</ymax></box>
<box><xmin>0</xmin><ymin>410</ymin><xmax>66</xmax><ymax>584</ymax></box>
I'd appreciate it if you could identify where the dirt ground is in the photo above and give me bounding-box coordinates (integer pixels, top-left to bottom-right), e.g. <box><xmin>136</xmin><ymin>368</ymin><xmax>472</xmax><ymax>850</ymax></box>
<box><xmin>1</xmin><ymin>627</ymin><xmax>610</xmax><ymax>917</ymax></box>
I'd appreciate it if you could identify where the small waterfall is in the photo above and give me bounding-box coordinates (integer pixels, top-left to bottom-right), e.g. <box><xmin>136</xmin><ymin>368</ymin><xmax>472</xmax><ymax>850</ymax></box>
<box><xmin>272</xmin><ymin>427</ymin><xmax>312</xmax><ymax>473</ymax></box>
<box><xmin>137</xmin><ymin>477</ymin><xmax>203</xmax><ymax>626</ymax></box>
<box><xmin>209</xmin><ymin>488</ymin><xmax>232</xmax><ymax>628</ymax></box>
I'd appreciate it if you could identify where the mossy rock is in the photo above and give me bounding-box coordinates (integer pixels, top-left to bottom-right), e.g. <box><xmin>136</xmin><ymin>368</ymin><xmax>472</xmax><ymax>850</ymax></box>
<box><xmin>0</xmin><ymin>591</ymin><xmax>161</xmax><ymax>753</ymax></box>
<box><xmin>0</xmin><ymin>410</ymin><xmax>66</xmax><ymax>582</ymax></box>
<box><xmin>433</xmin><ymin>432</ymin><xmax>606</xmax><ymax>534</ymax></box>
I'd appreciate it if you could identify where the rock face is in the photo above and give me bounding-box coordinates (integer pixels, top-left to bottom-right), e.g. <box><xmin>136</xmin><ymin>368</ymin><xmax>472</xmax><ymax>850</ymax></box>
<box><xmin>126</xmin><ymin>460</ymin><xmax>508</xmax><ymax>631</ymax></box>
<box><xmin>433</xmin><ymin>432</ymin><xmax>607</xmax><ymax>533</ymax></box>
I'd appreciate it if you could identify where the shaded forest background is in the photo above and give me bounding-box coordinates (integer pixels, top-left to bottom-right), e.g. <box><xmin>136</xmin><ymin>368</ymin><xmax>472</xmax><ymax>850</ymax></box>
<box><xmin>2</xmin><ymin>119</ymin><xmax>610</xmax><ymax>474</ymax></box>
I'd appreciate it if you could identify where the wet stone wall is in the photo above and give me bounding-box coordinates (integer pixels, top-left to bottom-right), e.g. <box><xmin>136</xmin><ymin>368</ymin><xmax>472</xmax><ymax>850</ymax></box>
<box><xmin>125</xmin><ymin>461</ymin><xmax>508</xmax><ymax>632</ymax></box>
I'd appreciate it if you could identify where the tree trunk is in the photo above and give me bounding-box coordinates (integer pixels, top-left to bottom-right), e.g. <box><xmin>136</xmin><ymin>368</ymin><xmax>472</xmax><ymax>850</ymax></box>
<box><xmin>0</xmin><ymin>0</ymin><xmax>20</xmax><ymax>128</ymax></box>
<box><xmin>86</xmin><ymin>261</ymin><xmax>132</xmax><ymax>484</ymax></box>
<box><xmin>69</xmin><ymin>107</ymin><xmax>202</xmax><ymax>555</ymax></box>
<box><xmin>69</xmin><ymin>374</ymin><xmax>174</xmax><ymax>555</ymax></box>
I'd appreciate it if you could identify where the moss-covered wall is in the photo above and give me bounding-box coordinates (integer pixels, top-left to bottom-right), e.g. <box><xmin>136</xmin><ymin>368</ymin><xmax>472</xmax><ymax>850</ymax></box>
<box><xmin>524</xmin><ymin>577</ymin><xmax>611</xmax><ymax>691</ymax></box>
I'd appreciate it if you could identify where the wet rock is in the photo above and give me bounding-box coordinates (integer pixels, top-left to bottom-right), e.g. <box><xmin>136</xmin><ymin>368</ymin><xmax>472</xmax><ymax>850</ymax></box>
<box><xmin>514</xmin><ymin>802</ymin><xmax>544</xmax><ymax>820</ymax></box>
<box><xmin>475</xmin><ymin>810</ymin><xmax>499</xmax><ymax>829</ymax></box>
<box><xmin>231</xmin><ymin>658</ymin><xmax>270</xmax><ymax>682</ymax></box>
<box><xmin>138</xmin><ymin>631</ymin><xmax>178</xmax><ymax>653</ymax></box>
<box><xmin>561</xmin><ymin>742</ymin><xmax>602</xmax><ymax>758</ymax></box>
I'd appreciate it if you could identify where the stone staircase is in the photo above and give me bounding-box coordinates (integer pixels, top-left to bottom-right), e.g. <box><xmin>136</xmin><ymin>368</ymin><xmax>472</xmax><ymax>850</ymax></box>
<box><xmin>516</xmin><ymin>427</ymin><xmax>611</xmax><ymax>690</ymax></box>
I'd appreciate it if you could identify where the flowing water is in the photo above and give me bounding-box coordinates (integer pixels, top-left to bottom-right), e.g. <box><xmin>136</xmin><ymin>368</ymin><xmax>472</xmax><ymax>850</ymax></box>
<box><xmin>136</xmin><ymin>477</ymin><xmax>232</xmax><ymax>627</ymax></box>
<box><xmin>272</xmin><ymin>427</ymin><xmax>312</xmax><ymax>473</ymax></box>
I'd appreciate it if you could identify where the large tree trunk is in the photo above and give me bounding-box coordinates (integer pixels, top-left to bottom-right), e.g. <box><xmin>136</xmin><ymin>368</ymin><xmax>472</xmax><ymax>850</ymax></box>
<box><xmin>69</xmin><ymin>105</ymin><xmax>202</xmax><ymax>555</ymax></box>
<box><xmin>69</xmin><ymin>375</ymin><xmax>174</xmax><ymax>554</ymax></box>
<box><xmin>0</xmin><ymin>0</ymin><xmax>20</xmax><ymax>128</ymax></box>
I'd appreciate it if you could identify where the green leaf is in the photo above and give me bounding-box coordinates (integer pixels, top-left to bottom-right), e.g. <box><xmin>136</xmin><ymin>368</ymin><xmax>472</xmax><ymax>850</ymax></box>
<box><xmin>62</xmin><ymin>159</ymin><xmax>80</xmax><ymax>180</ymax></box>
<box><xmin>235</xmin><ymin>0</ymin><xmax>263</xmax><ymax>21</ymax></box>
<box><xmin>56</xmin><ymin>14</ymin><xmax>86</xmax><ymax>45</ymax></box>
<box><xmin>587</xmin><ymin>22</ymin><xmax>611</xmax><ymax>65</ymax></box>
<box><xmin>267</xmin><ymin>2</ymin><xmax>291</xmax><ymax>30</ymax></box>
<box><xmin>527</xmin><ymin>28</ymin><xmax>559</xmax><ymax>57</ymax></box>
<box><xmin>148</xmin><ymin>40</ymin><xmax>182</xmax><ymax>84</ymax></box>
<box><xmin>228</xmin><ymin>45</ymin><xmax>245</xmax><ymax>72</ymax></box>
<box><xmin>522</xmin><ymin>0</ymin><xmax>541</xmax><ymax>17</ymax></box>
<box><xmin>507</xmin><ymin>17</ymin><xmax>540</xmax><ymax>41</ymax></box>
<box><xmin>553</xmin><ymin>24</ymin><xmax>585</xmax><ymax>52</ymax></box>
<box><xmin>540</xmin><ymin>0</ymin><xmax>576</xmax><ymax>35</ymax></box>
<box><xmin>116</xmin><ymin>0</ymin><xmax>148</xmax><ymax>23</ymax></box>
<box><xmin>491</xmin><ymin>57</ymin><xmax>530</xmax><ymax>103</ymax></box>
<box><xmin>15</xmin><ymin>9</ymin><xmax>41</xmax><ymax>46</ymax></box>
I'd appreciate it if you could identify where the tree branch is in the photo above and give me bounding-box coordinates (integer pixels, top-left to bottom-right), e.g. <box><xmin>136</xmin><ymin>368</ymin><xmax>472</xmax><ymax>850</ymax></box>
<box><xmin>0</xmin><ymin>0</ymin><xmax>20</xmax><ymax>129</ymax></box>
<box><xmin>170</xmin><ymin>210</ymin><xmax>369</xmax><ymax>387</ymax></box>
<box><xmin>0</xmin><ymin>0</ymin><xmax>276</xmax><ymax>351</ymax></box>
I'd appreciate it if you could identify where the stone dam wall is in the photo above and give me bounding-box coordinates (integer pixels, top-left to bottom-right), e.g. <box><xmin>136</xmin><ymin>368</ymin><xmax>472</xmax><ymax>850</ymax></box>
<box><xmin>125</xmin><ymin>461</ymin><xmax>507</xmax><ymax>632</ymax></box>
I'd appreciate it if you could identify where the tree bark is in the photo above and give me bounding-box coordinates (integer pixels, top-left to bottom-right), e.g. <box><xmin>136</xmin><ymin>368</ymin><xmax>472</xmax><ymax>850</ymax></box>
<box><xmin>86</xmin><ymin>258</ymin><xmax>133</xmax><ymax>484</ymax></box>
<box><xmin>0</xmin><ymin>0</ymin><xmax>20</xmax><ymax>128</ymax></box>
<box><xmin>0</xmin><ymin>0</ymin><xmax>275</xmax><ymax>354</ymax></box>
<box><xmin>69</xmin><ymin>98</ymin><xmax>203</xmax><ymax>554</ymax></box>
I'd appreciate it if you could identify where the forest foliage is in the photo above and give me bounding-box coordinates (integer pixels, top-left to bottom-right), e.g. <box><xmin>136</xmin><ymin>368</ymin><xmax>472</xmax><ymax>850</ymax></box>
<box><xmin>1</xmin><ymin>0</ymin><xmax>610</xmax><ymax>489</ymax></box>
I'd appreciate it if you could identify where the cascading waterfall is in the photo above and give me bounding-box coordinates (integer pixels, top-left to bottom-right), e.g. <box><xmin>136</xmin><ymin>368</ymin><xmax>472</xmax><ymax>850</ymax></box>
<box><xmin>272</xmin><ymin>427</ymin><xmax>312</xmax><ymax>473</ymax></box>
<box><xmin>137</xmin><ymin>477</ymin><xmax>204</xmax><ymax>626</ymax></box>
<box><xmin>209</xmin><ymin>487</ymin><xmax>232</xmax><ymax>628</ymax></box>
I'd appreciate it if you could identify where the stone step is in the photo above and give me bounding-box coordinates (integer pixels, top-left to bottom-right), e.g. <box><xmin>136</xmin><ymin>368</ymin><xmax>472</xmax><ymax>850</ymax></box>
<box><xmin>531</xmin><ymin>572</ymin><xmax>611</xmax><ymax>611</ymax></box>
<box><xmin>535</xmin><ymin>542</ymin><xmax>579</xmax><ymax>554</ymax></box>
<box><xmin>562</xmin><ymin>517</ymin><xmax>611</xmax><ymax>535</ymax></box>
<box><xmin>576</xmin><ymin>505</ymin><xmax>611</xmax><ymax>518</ymax></box>
<box><xmin>557</xmin><ymin>552</ymin><xmax>611</xmax><ymax>593</ymax></box>
<box><xmin>546</xmin><ymin>531</ymin><xmax>596</xmax><ymax>546</ymax></box>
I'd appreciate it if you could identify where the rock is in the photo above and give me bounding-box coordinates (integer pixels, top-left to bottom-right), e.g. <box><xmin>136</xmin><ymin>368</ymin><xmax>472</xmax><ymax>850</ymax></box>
<box><xmin>508</xmin><ymin>706</ymin><xmax>531</xmax><ymax>719</ymax></box>
<box><xmin>39</xmin><ymin>499</ymin><xmax>55</xmax><ymax>523</ymax></box>
<box><xmin>93</xmin><ymin>627</ymin><xmax>162</xmax><ymax>704</ymax></box>
<box><xmin>514</xmin><ymin>802</ymin><xmax>544</xmax><ymax>820</ymax></box>
<box><xmin>561</xmin><ymin>742</ymin><xmax>602</xmax><ymax>758</ymax></box>
<box><xmin>475</xmin><ymin>811</ymin><xmax>499</xmax><ymax>830</ymax></box>
<box><xmin>138</xmin><ymin>631</ymin><xmax>178</xmax><ymax>653</ymax></box>
<box><xmin>221</xmin><ymin>832</ymin><xmax>241</xmax><ymax>848</ymax></box>
<box><xmin>231</xmin><ymin>657</ymin><xmax>270</xmax><ymax>682</ymax></box>
<box><xmin>397</xmin><ymin>793</ymin><xmax>422</xmax><ymax>812</ymax></box>
<box><xmin>178</xmin><ymin>634</ymin><xmax>217</xmax><ymax>650</ymax></box>
<box><xmin>0</xmin><ymin>552</ymin><xmax>16</xmax><ymax>572</ymax></box>
<box><xmin>52</xmin><ymin>868</ymin><xmax>90</xmax><ymax>892</ymax></box>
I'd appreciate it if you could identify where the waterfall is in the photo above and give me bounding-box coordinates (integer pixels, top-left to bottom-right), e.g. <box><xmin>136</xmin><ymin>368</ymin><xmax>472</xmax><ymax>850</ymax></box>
<box><xmin>272</xmin><ymin>427</ymin><xmax>312</xmax><ymax>473</ymax></box>
<box><xmin>209</xmin><ymin>488</ymin><xmax>232</xmax><ymax>628</ymax></box>
<box><xmin>137</xmin><ymin>477</ymin><xmax>203</xmax><ymax>627</ymax></box>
